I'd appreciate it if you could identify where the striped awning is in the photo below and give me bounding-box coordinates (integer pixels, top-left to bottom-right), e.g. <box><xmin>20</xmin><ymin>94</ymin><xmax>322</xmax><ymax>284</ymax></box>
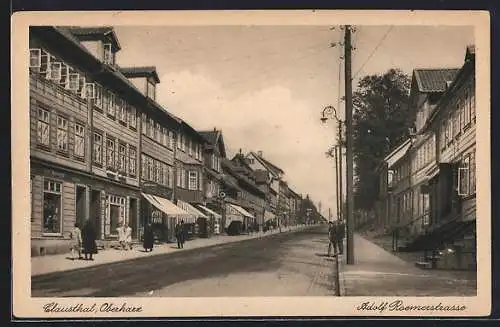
<box><xmin>177</xmin><ymin>200</ymin><xmax>208</xmax><ymax>219</ymax></box>
<box><xmin>142</xmin><ymin>193</ymin><xmax>195</xmax><ymax>223</ymax></box>
<box><xmin>196</xmin><ymin>205</ymin><xmax>222</xmax><ymax>220</ymax></box>
<box><xmin>264</xmin><ymin>210</ymin><xmax>276</xmax><ymax>222</ymax></box>
<box><xmin>228</xmin><ymin>203</ymin><xmax>254</xmax><ymax>219</ymax></box>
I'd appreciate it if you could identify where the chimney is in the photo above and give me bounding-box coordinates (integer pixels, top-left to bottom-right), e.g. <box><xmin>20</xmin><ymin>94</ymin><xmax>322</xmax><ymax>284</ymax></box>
<box><xmin>213</xmin><ymin>127</ymin><xmax>217</xmax><ymax>132</ymax></box>
<box><xmin>257</xmin><ymin>150</ymin><xmax>263</xmax><ymax>157</ymax></box>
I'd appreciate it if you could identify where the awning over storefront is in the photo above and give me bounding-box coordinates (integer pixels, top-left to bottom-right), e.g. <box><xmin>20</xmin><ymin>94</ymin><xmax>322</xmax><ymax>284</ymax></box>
<box><xmin>141</xmin><ymin>193</ymin><xmax>194</xmax><ymax>223</ymax></box>
<box><xmin>228</xmin><ymin>203</ymin><xmax>254</xmax><ymax>219</ymax></box>
<box><xmin>196</xmin><ymin>204</ymin><xmax>222</xmax><ymax>220</ymax></box>
<box><xmin>177</xmin><ymin>200</ymin><xmax>209</xmax><ymax>219</ymax></box>
<box><xmin>264</xmin><ymin>210</ymin><xmax>276</xmax><ymax>222</ymax></box>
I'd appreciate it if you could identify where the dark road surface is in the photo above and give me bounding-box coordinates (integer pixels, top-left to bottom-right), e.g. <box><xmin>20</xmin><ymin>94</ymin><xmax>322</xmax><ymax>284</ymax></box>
<box><xmin>32</xmin><ymin>225</ymin><xmax>339</xmax><ymax>297</ymax></box>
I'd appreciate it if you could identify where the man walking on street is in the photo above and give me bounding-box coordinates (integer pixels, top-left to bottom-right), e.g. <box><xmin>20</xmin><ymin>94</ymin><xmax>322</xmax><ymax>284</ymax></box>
<box><xmin>327</xmin><ymin>221</ymin><xmax>338</xmax><ymax>257</ymax></box>
<box><xmin>175</xmin><ymin>220</ymin><xmax>185</xmax><ymax>249</ymax></box>
<box><xmin>336</xmin><ymin>218</ymin><xmax>345</xmax><ymax>255</ymax></box>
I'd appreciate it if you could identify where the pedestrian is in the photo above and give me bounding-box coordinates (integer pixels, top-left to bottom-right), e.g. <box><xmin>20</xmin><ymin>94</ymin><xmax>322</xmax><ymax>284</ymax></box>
<box><xmin>336</xmin><ymin>219</ymin><xmax>346</xmax><ymax>255</ymax></box>
<box><xmin>143</xmin><ymin>223</ymin><xmax>154</xmax><ymax>252</ymax></box>
<box><xmin>125</xmin><ymin>224</ymin><xmax>133</xmax><ymax>250</ymax></box>
<box><xmin>117</xmin><ymin>223</ymin><xmax>126</xmax><ymax>250</ymax></box>
<box><xmin>175</xmin><ymin>220</ymin><xmax>185</xmax><ymax>249</ymax></box>
<box><xmin>82</xmin><ymin>220</ymin><xmax>98</xmax><ymax>261</ymax></box>
<box><xmin>70</xmin><ymin>222</ymin><xmax>83</xmax><ymax>260</ymax></box>
<box><xmin>327</xmin><ymin>221</ymin><xmax>338</xmax><ymax>257</ymax></box>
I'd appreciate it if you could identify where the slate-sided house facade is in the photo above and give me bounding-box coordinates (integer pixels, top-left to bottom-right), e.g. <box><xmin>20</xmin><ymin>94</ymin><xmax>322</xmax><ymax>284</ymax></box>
<box><xmin>29</xmin><ymin>26</ymin><xmax>155</xmax><ymax>254</ymax></box>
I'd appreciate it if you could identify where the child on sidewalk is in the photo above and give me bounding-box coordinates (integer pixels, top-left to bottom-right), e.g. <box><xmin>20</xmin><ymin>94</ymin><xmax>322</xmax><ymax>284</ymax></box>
<box><xmin>70</xmin><ymin>223</ymin><xmax>83</xmax><ymax>260</ymax></box>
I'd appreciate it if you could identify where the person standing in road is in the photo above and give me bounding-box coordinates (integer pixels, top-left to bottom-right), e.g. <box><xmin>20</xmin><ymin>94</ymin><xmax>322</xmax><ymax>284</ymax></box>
<box><xmin>336</xmin><ymin>218</ymin><xmax>346</xmax><ymax>255</ymax></box>
<box><xmin>70</xmin><ymin>222</ymin><xmax>83</xmax><ymax>260</ymax></box>
<box><xmin>175</xmin><ymin>220</ymin><xmax>185</xmax><ymax>249</ymax></box>
<box><xmin>143</xmin><ymin>223</ymin><xmax>154</xmax><ymax>252</ymax></box>
<box><xmin>82</xmin><ymin>220</ymin><xmax>98</xmax><ymax>261</ymax></box>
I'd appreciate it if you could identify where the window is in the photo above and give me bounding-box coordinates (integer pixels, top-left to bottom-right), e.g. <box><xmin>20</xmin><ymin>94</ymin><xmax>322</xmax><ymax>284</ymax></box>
<box><xmin>43</xmin><ymin>180</ymin><xmax>62</xmax><ymax>234</ymax></box>
<box><xmin>168</xmin><ymin>166</ymin><xmax>174</xmax><ymax>188</ymax></box>
<box><xmin>199</xmin><ymin>171</ymin><xmax>203</xmax><ymax>191</ymax></box>
<box><xmin>157</xmin><ymin>161</ymin><xmax>164</xmax><ymax>184</ymax></box>
<box><xmin>94</xmin><ymin>84</ymin><xmax>103</xmax><ymax>109</ymax></box>
<box><xmin>106</xmin><ymin>138</ymin><xmax>115</xmax><ymax>170</ymax></box>
<box><xmin>68</xmin><ymin>73</ymin><xmax>79</xmax><ymax>91</ymax></box>
<box><xmin>463</xmin><ymin>93</ymin><xmax>471</xmax><ymax>127</ymax></box>
<box><xmin>470</xmin><ymin>87</ymin><xmax>476</xmax><ymax>121</ymax></box>
<box><xmin>59</xmin><ymin>64</ymin><xmax>69</xmax><ymax>87</ymax></box>
<box><xmin>118</xmin><ymin>143</ymin><xmax>126</xmax><ymax>173</ymax></box>
<box><xmin>74</xmin><ymin>123</ymin><xmax>85</xmax><ymax>157</ymax></box>
<box><xmin>161</xmin><ymin>163</ymin><xmax>168</xmax><ymax>186</ymax></box>
<box><xmin>458</xmin><ymin>154</ymin><xmax>470</xmax><ymax>196</ymax></box>
<box><xmin>40</xmin><ymin>50</ymin><xmax>50</xmax><ymax>74</ymax></box>
<box><xmin>56</xmin><ymin>116</ymin><xmax>68</xmax><ymax>152</ymax></box>
<box><xmin>128</xmin><ymin>105</ymin><xmax>137</xmax><ymax>129</ymax></box>
<box><xmin>37</xmin><ymin>108</ymin><xmax>50</xmax><ymax>146</ymax></box>
<box><xmin>78</xmin><ymin>76</ymin><xmax>86</xmax><ymax>98</ymax></box>
<box><xmin>48</xmin><ymin>61</ymin><xmax>62</xmax><ymax>81</ymax></box>
<box><xmin>162</xmin><ymin>127</ymin><xmax>168</xmax><ymax>146</ymax></box>
<box><xmin>188</xmin><ymin>139</ymin><xmax>193</xmax><ymax>156</ymax></box>
<box><xmin>470</xmin><ymin>150</ymin><xmax>476</xmax><ymax>194</ymax></box>
<box><xmin>177</xmin><ymin>133</ymin><xmax>182</xmax><ymax>149</ymax></box>
<box><xmin>103</xmin><ymin>43</ymin><xmax>113</xmax><ymax>65</ymax></box>
<box><xmin>169</xmin><ymin>131</ymin><xmax>175</xmax><ymax>149</ymax></box>
<box><xmin>141</xmin><ymin>154</ymin><xmax>148</xmax><ymax>180</ymax></box>
<box><xmin>147</xmin><ymin>81</ymin><xmax>155</xmax><ymax>100</ymax></box>
<box><xmin>29</xmin><ymin>49</ymin><xmax>41</xmax><ymax>68</ymax></box>
<box><xmin>155</xmin><ymin>122</ymin><xmax>162</xmax><ymax>143</ymax></box>
<box><xmin>148</xmin><ymin>157</ymin><xmax>154</xmax><ymax>182</ymax></box>
<box><xmin>106</xmin><ymin>92</ymin><xmax>115</xmax><ymax>117</ymax></box>
<box><xmin>453</xmin><ymin>108</ymin><xmax>460</xmax><ymax>137</ymax></box>
<box><xmin>93</xmin><ymin>132</ymin><xmax>103</xmax><ymax>165</ymax></box>
<box><xmin>128</xmin><ymin>146</ymin><xmax>137</xmax><ymax>176</ymax></box>
<box><xmin>148</xmin><ymin>118</ymin><xmax>155</xmax><ymax>139</ymax></box>
<box><xmin>189</xmin><ymin>171</ymin><xmax>198</xmax><ymax>190</ymax></box>
<box><xmin>184</xmin><ymin>136</ymin><xmax>189</xmax><ymax>152</ymax></box>
<box><xmin>107</xmin><ymin>195</ymin><xmax>125</xmax><ymax>234</ymax></box>
<box><xmin>116</xmin><ymin>98</ymin><xmax>126</xmax><ymax>122</ymax></box>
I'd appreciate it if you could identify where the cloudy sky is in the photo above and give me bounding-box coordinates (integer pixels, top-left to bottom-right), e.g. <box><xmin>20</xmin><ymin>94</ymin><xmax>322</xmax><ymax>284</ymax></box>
<box><xmin>113</xmin><ymin>25</ymin><xmax>474</xmax><ymax>218</ymax></box>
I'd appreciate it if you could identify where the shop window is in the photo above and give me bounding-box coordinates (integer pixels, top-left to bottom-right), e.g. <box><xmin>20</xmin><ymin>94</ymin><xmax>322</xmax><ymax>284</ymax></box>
<box><xmin>56</xmin><ymin>116</ymin><xmax>68</xmax><ymax>152</ymax></box>
<box><xmin>107</xmin><ymin>195</ymin><xmax>125</xmax><ymax>233</ymax></box>
<box><xmin>118</xmin><ymin>143</ymin><xmax>127</xmax><ymax>173</ymax></box>
<box><xmin>106</xmin><ymin>138</ymin><xmax>116</xmax><ymax>170</ymax></box>
<box><xmin>74</xmin><ymin>123</ymin><xmax>85</xmax><ymax>157</ymax></box>
<box><xmin>129</xmin><ymin>146</ymin><xmax>137</xmax><ymax>176</ymax></box>
<box><xmin>93</xmin><ymin>132</ymin><xmax>103</xmax><ymax>165</ymax></box>
<box><xmin>43</xmin><ymin>180</ymin><xmax>62</xmax><ymax>234</ymax></box>
<box><xmin>189</xmin><ymin>171</ymin><xmax>198</xmax><ymax>190</ymax></box>
<box><xmin>37</xmin><ymin>108</ymin><xmax>50</xmax><ymax>146</ymax></box>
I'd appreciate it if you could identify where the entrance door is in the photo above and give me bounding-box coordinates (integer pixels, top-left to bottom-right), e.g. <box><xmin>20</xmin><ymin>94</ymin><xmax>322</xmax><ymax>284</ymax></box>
<box><xmin>109</xmin><ymin>205</ymin><xmax>120</xmax><ymax>234</ymax></box>
<box><xmin>129</xmin><ymin>198</ymin><xmax>138</xmax><ymax>239</ymax></box>
<box><xmin>75</xmin><ymin>186</ymin><xmax>87</xmax><ymax>228</ymax></box>
<box><xmin>90</xmin><ymin>190</ymin><xmax>102</xmax><ymax>239</ymax></box>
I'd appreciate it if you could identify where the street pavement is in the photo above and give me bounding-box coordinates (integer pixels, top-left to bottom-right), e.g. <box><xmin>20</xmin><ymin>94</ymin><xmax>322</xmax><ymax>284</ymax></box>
<box><xmin>338</xmin><ymin>234</ymin><xmax>477</xmax><ymax>296</ymax></box>
<box><xmin>31</xmin><ymin>225</ymin><xmax>339</xmax><ymax>297</ymax></box>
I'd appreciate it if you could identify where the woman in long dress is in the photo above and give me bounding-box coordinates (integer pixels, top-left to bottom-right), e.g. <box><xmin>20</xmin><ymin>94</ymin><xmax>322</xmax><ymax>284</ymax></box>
<box><xmin>143</xmin><ymin>223</ymin><xmax>154</xmax><ymax>252</ymax></box>
<box><xmin>82</xmin><ymin>220</ymin><xmax>98</xmax><ymax>260</ymax></box>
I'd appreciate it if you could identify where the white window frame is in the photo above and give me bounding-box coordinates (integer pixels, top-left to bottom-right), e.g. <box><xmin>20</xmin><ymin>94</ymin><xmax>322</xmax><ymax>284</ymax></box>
<box><xmin>118</xmin><ymin>143</ymin><xmax>127</xmax><ymax>173</ymax></box>
<box><xmin>68</xmin><ymin>72</ymin><xmax>80</xmax><ymax>91</ymax></box>
<box><xmin>37</xmin><ymin>108</ymin><xmax>50</xmax><ymax>146</ymax></box>
<box><xmin>188</xmin><ymin>171</ymin><xmax>198</xmax><ymax>190</ymax></box>
<box><xmin>128</xmin><ymin>146</ymin><xmax>137</xmax><ymax>176</ymax></box>
<box><xmin>106</xmin><ymin>137</ymin><xmax>116</xmax><ymax>170</ymax></box>
<box><xmin>40</xmin><ymin>50</ymin><xmax>51</xmax><ymax>74</ymax></box>
<box><xmin>74</xmin><ymin>123</ymin><xmax>85</xmax><ymax>157</ymax></box>
<box><xmin>29</xmin><ymin>48</ymin><xmax>41</xmax><ymax>68</ymax></box>
<box><xmin>103</xmin><ymin>43</ymin><xmax>113</xmax><ymax>65</ymax></box>
<box><xmin>128</xmin><ymin>105</ymin><xmax>137</xmax><ymax>129</ymax></box>
<box><xmin>93</xmin><ymin>132</ymin><xmax>103</xmax><ymax>165</ymax></box>
<box><xmin>94</xmin><ymin>84</ymin><xmax>103</xmax><ymax>108</ymax></box>
<box><xmin>142</xmin><ymin>114</ymin><xmax>147</xmax><ymax>135</ymax></box>
<box><xmin>48</xmin><ymin>61</ymin><xmax>62</xmax><ymax>81</ymax></box>
<box><xmin>59</xmin><ymin>64</ymin><xmax>69</xmax><ymax>88</ymax></box>
<box><xmin>56</xmin><ymin>115</ymin><xmax>69</xmax><ymax>152</ymax></box>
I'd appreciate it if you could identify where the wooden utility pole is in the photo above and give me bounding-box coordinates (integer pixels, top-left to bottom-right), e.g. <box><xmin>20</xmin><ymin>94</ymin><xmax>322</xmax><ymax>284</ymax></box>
<box><xmin>338</xmin><ymin>123</ymin><xmax>343</xmax><ymax>222</ymax></box>
<box><xmin>334</xmin><ymin>146</ymin><xmax>340</xmax><ymax>221</ymax></box>
<box><xmin>344</xmin><ymin>25</ymin><xmax>355</xmax><ymax>265</ymax></box>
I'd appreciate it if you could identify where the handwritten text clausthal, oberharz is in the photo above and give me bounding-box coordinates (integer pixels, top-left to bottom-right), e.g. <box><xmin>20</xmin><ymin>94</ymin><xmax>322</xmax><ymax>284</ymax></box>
<box><xmin>356</xmin><ymin>300</ymin><xmax>467</xmax><ymax>313</ymax></box>
<box><xmin>43</xmin><ymin>302</ymin><xmax>143</xmax><ymax>313</ymax></box>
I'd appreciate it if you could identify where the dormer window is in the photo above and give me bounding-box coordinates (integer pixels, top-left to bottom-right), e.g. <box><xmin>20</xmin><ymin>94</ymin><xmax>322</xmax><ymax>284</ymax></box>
<box><xmin>147</xmin><ymin>80</ymin><xmax>155</xmax><ymax>100</ymax></box>
<box><xmin>103</xmin><ymin>43</ymin><xmax>113</xmax><ymax>65</ymax></box>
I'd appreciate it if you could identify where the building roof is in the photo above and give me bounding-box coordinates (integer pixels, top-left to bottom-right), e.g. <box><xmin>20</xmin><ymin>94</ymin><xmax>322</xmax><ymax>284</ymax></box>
<box><xmin>66</xmin><ymin>26</ymin><xmax>122</xmax><ymax>51</ymax></box>
<box><xmin>384</xmin><ymin>138</ymin><xmax>413</xmax><ymax>169</ymax></box>
<box><xmin>254</xmin><ymin>170</ymin><xmax>269</xmax><ymax>184</ymax></box>
<box><xmin>120</xmin><ymin>66</ymin><xmax>161</xmax><ymax>84</ymax></box>
<box><xmin>413</xmin><ymin>68</ymin><xmax>460</xmax><ymax>93</ymax></box>
<box><xmin>248</xmin><ymin>151</ymin><xmax>284</xmax><ymax>176</ymax></box>
<box><xmin>198</xmin><ymin>129</ymin><xmax>226</xmax><ymax>157</ymax></box>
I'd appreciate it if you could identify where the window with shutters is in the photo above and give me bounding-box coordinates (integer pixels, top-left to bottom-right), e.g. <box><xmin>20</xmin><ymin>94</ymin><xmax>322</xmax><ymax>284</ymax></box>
<box><xmin>93</xmin><ymin>132</ymin><xmax>103</xmax><ymax>165</ymax></box>
<box><xmin>128</xmin><ymin>146</ymin><xmax>137</xmax><ymax>177</ymax></box>
<box><xmin>56</xmin><ymin>116</ymin><xmax>68</xmax><ymax>152</ymax></box>
<box><xmin>106</xmin><ymin>138</ymin><xmax>116</xmax><ymax>170</ymax></box>
<box><xmin>74</xmin><ymin>123</ymin><xmax>85</xmax><ymax>158</ymax></box>
<box><xmin>37</xmin><ymin>108</ymin><xmax>50</xmax><ymax>147</ymax></box>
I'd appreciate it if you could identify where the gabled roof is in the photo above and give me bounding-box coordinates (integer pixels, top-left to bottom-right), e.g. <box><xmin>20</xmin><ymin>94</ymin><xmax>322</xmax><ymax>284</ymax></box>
<box><xmin>384</xmin><ymin>138</ymin><xmax>413</xmax><ymax>168</ymax></box>
<box><xmin>413</xmin><ymin>68</ymin><xmax>460</xmax><ymax>93</ymax></box>
<box><xmin>248</xmin><ymin>151</ymin><xmax>284</xmax><ymax>176</ymax></box>
<box><xmin>254</xmin><ymin>170</ymin><xmax>269</xmax><ymax>184</ymax></box>
<box><xmin>120</xmin><ymin>66</ymin><xmax>160</xmax><ymax>84</ymax></box>
<box><xmin>66</xmin><ymin>26</ymin><xmax>121</xmax><ymax>51</ymax></box>
<box><xmin>198</xmin><ymin>129</ymin><xmax>226</xmax><ymax>158</ymax></box>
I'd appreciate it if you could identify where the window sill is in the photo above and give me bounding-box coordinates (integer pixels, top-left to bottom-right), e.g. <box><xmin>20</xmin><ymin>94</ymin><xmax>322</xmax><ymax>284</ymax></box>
<box><xmin>94</xmin><ymin>106</ymin><xmax>103</xmax><ymax>113</ymax></box>
<box><xmin>118</xmin><ymin>120</ymin><xmax>127</xmax><ymax>127</ymax></box>
<box><xmin>41</xmin><ymin>233</ymin><xmax>64</xmax><ymax>237</ymax></box>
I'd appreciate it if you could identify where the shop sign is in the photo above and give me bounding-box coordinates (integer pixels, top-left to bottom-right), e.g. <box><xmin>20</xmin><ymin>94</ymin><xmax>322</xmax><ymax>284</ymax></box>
<box><xmin>49</xmin><ymin>169</ymin><xmax>65</xmax><ymax>179</ymax></box>
<box><xmin>152</xmin><ymin>210</ymin><xmax>163</xmax><ymax>224</ymax></box>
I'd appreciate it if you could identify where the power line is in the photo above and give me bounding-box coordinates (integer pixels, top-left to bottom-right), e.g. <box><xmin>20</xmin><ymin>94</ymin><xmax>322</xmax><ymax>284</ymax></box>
<box><xmin>352</xmin><ymin>26</ymin><xmax>394</xmax><ymax>79</ymax></box>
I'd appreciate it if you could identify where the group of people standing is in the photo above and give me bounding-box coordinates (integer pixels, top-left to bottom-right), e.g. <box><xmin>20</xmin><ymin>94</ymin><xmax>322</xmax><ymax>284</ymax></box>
<box><xmin>117</xmin><ymin>224</ymin><xmax>133</xmax><ymax>251</ymax></box>
<box><xmin>70</xmin><ymin>220</ymin><xmax>98</xmax><ymax>261</ymax></box>
<box><xmin>142</xmin><ymin>220</ymin><xmax>186</xmax><ymax>251</ymax></box>
<box><xmin>327</xmin><ymin>219</ymin><xmax>346</xmax><ymax>257</ymax></box>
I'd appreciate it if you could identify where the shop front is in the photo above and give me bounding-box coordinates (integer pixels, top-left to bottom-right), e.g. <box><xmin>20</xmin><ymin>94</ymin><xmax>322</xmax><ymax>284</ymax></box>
<box><xmin>263</xmin><ymin>210</ymin><xmax>276</xmax><ymax>232</ymax></box>
<box><xmin>177</xmin><ymin>200</ymin><xmax>208</xmax><ymax>239</ymax></box>
<box><xmin>196</xmin><ymin>204</ymin><xmax>222</xmax><ymax>236</ymax></box>
<box><xmin>141</xmin><ymin>192</ymin><xmax>192</xmax><ymax>243</ymax></box>
<box><xmin>225</xmin><ymin>203</ymin><xmax>254</xmax><ymax>235</ymax></box>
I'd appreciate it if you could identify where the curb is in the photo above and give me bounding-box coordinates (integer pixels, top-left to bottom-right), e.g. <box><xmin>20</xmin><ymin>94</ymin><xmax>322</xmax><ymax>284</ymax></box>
<box><xmin>32</xmin><ymin>225</ymin><xmax>317</xmax><ymax>277</ymax></box>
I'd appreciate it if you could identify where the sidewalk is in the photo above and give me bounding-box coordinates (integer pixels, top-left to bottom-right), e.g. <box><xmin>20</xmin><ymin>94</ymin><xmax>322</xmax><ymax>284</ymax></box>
<box><xmin>31</xmin><ymin>224</ymin><xmax>311</xmax><ymax>277</ymax></box>
<box><xmin>337</xmin><ymin>234</ymin><xmax>477</xmax><ymax>296</ymax></box>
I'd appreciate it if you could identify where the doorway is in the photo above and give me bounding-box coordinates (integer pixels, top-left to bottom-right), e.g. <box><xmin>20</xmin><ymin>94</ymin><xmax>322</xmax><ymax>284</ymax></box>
<box><xmin>75</xmin><ymin>186</ymin><xmax>87</xmax><ymax>228</ymax></box>
<box><xmin>129</xmin><ymin>198</ymin><xmax>138</xmax><ymax>239</ymax></box>
<box><xmin>90</xmin><ymin>190</ymin><xmax>102</xmax><ymax>239</ymax></box>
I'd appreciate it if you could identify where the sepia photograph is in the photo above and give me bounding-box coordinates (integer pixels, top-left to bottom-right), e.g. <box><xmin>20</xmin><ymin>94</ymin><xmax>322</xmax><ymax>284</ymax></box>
<box><xmin>11</xmin><ymin>10</ymin><xmax>490</xmax><ymax>317</ymax></box>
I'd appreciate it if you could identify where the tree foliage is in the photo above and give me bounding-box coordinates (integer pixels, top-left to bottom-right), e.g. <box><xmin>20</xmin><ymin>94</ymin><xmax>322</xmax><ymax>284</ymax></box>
<box><xmin>327</xmin><ymin>68</ymin><xmax>413</xmax><ymax>210</ymax></box>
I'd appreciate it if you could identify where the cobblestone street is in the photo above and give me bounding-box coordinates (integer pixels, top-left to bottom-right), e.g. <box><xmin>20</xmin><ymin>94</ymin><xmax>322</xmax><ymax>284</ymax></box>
<box><xmin>32</xmin><ymin>225</ymin><xmax>339</xmax><ymax>297</ymax></box>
